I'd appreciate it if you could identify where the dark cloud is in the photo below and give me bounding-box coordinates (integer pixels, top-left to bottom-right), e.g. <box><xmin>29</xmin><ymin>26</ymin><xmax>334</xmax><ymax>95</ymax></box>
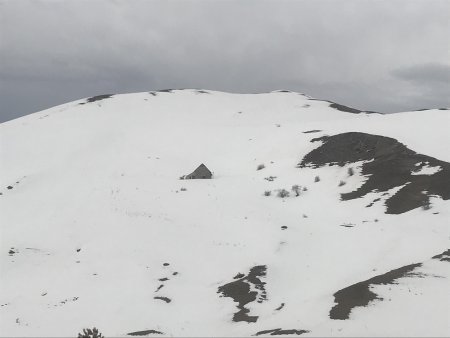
<box><xmin>1</xmin><ymin>0</ymin><xmax>449</xmax><ymax>122</ymax></box>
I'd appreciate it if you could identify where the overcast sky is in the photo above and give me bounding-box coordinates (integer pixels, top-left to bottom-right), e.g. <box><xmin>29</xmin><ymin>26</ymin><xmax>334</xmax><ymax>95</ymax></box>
<box><xmin>1</xmin><ymin>0</ymin><xmax>449</xmax><ymax>122</ymax></box>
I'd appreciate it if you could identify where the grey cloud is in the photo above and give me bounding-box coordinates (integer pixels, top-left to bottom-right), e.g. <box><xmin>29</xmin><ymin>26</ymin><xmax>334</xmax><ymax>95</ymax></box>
<box><xmin>392</xmin><ymin>63</ymin><xmax>450</xmax><ymax>84</ymax></box>
<box><xmin>1</xmin><ymin>0</ymin><xmax>450</xmax><ymax>122</ymax></box>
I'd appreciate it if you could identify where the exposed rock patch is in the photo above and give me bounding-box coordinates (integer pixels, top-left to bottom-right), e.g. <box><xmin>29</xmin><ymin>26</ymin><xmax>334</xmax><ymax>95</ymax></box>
<box><xmin>329</xmin><ymin>262</ymin><xmax>424</xmax><ymax>320</ymax></box>
<box><xmin>254</xmin><ymin>328</ymin><xmax>309</xmax><ymax>336</ymax></box>
<box><xmin>299</xmin><ymin>132</ymin><xmax>450</xmax><ymax>214</ymax></box>
<box><xmin>432</xmin><ymin>249</ymin><xmax>450</xmax><ymax>262</ymax></box>
<box><xmin>275</xmin><ymin>303</ymin><xmax>285</xmax><ymax>311</ymax></box>
<box><xmin>127</xmin><ymin>329</ymin><xmax>164</xmax><ymax>336</ymax></box>
<box><xmin>154</xmin><ymin>296</ymin><xmax>171</xmax><ymax>303</ymax></box>
<box><xmin>218</xmin><ymin>265</ymin><xmax>267</xmax><ymax>323</ymax></box>
<box><xmin>307</xmin><ymin>99</ymin><xmax>380</xmax><ymax>114</ymax></box>
<box><xmin>80</xmin><ymin>94</ymin><xmax>113</xmax><ymax>104</ymax></box>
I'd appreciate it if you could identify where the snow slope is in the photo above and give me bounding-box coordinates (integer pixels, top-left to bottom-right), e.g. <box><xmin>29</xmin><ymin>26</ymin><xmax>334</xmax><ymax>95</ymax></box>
<box><xmin>0</xmin><ymin>89</ymin><xmax>449</xmax><ymax>337</ymax></box>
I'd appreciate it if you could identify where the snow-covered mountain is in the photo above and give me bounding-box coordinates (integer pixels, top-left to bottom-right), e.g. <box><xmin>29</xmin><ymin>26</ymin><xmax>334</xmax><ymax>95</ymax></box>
<box><xmin>1</xmin><ymin>89</ymin><xmax>449</xmax><ymax>337</ymax></box>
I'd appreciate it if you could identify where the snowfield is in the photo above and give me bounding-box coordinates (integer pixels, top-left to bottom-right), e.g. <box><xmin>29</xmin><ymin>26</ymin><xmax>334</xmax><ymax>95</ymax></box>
<box><xmin>0</xmin><ymin>89</ymin><xmax>449</xmax><ymax>337</ymax></box>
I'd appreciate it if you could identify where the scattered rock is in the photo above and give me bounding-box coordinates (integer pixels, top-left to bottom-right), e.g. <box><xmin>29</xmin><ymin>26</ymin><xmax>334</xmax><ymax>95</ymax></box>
<box><xmin>275</xmin><ymin>303</ymin><xmax>285</xmax><ymax>311</ymax></box>
<box><xmin>154</xmin><ymin>296</ymin><xmax>171</xmax><ymax>303</ymax></box>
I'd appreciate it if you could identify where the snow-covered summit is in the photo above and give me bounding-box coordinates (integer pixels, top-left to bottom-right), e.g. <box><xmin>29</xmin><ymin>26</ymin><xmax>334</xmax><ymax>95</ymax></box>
<box><xmin>1</xmin><ymin>90</ymin><xmax>449</xmax><ymax>337</ymax></box>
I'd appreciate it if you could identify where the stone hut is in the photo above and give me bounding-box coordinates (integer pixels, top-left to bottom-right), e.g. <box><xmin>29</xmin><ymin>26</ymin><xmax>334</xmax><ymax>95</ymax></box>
<box><xmin>183</xmin><ymin>164</ymin><xmax>213</xmax><ymax>179</ymax></box>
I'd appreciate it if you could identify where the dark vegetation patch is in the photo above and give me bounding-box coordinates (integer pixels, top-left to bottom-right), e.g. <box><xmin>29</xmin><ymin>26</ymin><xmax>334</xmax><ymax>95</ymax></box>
<box><xmin>218</xmin><ymin>265</ymin><xmax>267</xmax><ymax>323</ymax></box>
<box><xmin>154</xmin><ymin>296</ymin><xmax>171</xmax><ymax>303</ymax></box>
<box><xmin>78</xmin><ymin>327</ymin><xmax>104</xmax><ymax>338</ymax></box>
<box><xmin>80</xmin><ymin>94</ymin><xmax>113</xmax><ymax>105</ymax></box>
<box><xmin>329</xmin><ymin>262</ymin><xmax>423</xmax><ymax>320</ymax></box>
<box><xmin>127</xmin><ymin>329</ymin><xmax>164</xmax><ymax>336</ymax></box>
<box><xmin>277</xmin><ymin>189</ymin><xmax>290</xmax><ymax>198</ymax></box>
<box><xmin>196</xmin><ymin>90</ymin><xmax>210</xmax><ymax>94</ymax></box>
<box><xmin>299</xmin><ymin>132</ymin><xmax>450</xmax><ymax>214</ymax></box>
<box><xmin>254</xmin><ymin>328</ymin><xmax>309</xmax><ymax>336</ymax></box>
<box><xmin>432</xmin><ymin>249</ymin><xmax>450</xmax><ymax>262</ymax></box>
<box><xmin>157</xmin><ymin>89</ymin><xmax>173</xmax><ymax>93</ymax></box>
<box><xmin>149</xmin><ymin>92</ymin><xmax>157</xmax><ymax>96</ymax></box>
<box><xmin>8</xmin><ymin>248</ymin><xmax>16</xmax><ymax>256</ymax></box>
<box><xmin>302</xmin><ymin>129</ymin><xmax>322</xmax><ymax>134</ymax></box>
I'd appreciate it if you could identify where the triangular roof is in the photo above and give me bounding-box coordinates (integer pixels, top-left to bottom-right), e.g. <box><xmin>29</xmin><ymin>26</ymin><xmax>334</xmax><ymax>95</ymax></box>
<box><xmin>194</xmin><ymin>163</ymin><xmax>211</xmax><ymax>172</ymax></box>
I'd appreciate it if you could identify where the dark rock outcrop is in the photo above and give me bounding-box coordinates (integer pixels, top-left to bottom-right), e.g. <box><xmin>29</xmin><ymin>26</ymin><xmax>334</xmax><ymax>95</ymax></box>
<box><xmin>218</xmin><ymin>265</ymin><xmax>267</xmax><ymax>323</ymax></box>
<box><xmin>299</xmin><ymin>132</ymin><xmax>450</xmax><ymax>214</ymax></box>
<box><xmin>330</xmin><ymin>262</ymin><xmax>424</xmax><ymax>320</ymax></box>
